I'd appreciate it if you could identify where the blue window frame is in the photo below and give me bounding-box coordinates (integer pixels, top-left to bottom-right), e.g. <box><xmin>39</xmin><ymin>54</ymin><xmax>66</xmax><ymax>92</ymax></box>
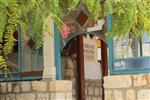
<box><xmin>54</xmin><ymin>24</ymin><xmax>62</xmax><ymax>80</ymax></box>
<box><xmin>107</xmin><ymin>15</ymin><xmax>150</xmax><ymax>75</ymax></box>
<box><xmin>0</xmin><ymin>26</ymin><xmax>44</xmax><ymax>81</ymax></box>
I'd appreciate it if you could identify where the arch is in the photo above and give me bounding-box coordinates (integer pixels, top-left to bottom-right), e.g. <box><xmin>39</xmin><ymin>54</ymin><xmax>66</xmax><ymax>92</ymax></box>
<box><xmin>54</xmin><ymin>22</ymin><xmax>107</xmax><ymax>80</ymax></box>
<box><xmin>61</xmin><ymin>30</ymin><xmax>106</xmax><ymax>50</ymax></box>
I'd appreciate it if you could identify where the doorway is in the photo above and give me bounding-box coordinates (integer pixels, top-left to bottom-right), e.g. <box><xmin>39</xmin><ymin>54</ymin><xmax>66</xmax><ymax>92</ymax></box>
<box><xmin>77</xmin><ymin>35</ymin><xmax>105</xmax><ymax>100</ymax></box>
<box><xmin>61</xmin><ymin>33</ymin><xmax>108</xmax><ymax>100</ymax></box>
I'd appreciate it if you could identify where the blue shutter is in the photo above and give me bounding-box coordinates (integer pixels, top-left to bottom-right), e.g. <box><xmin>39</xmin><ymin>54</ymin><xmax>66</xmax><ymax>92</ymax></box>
<box><xmin>107</xmin><ymin>15</ymin><xmax>114</xmax><ymax>75</ymax></box>
<box><xmin>54</xmin><ymin>24</ymin><xmax>62</xmax><ymax>80</ymax></box>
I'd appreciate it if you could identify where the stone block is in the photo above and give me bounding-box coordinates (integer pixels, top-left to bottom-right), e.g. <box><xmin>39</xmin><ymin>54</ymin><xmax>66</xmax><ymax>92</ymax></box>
<box><xmin>95</xmin><ymin>80</ymin><xmax>101</xmax><ymax>87</ymax></box>
<box><xmin>16</xmin><ymin>93</ymin><xmax>36</xmax><ymax>100</ymax></box>
<box><xmin>72</xmin><ymin>78</ymin><xmax>76</xmax><ymax>85</ymax></box>
<box><xmin>37</xmin><ymin>93</ymin><xmax>49</xmax><ymax>100</ymax></box>
<box><xmin>126</xmin><ymin>89</ymin><xmax>135</xmax><ymax>100</ymax></box>
<box><xmin>55</xmin><ymin>93</ymin><xmax>65</xmax><ymax>100</ymax></box>
<box><xmin>133</xmin><ymin>74</ymin><xmax>147</xmax><ymax>87</ymax></box>
<box><xmin>21</xmin><ymin>81</ymin><xmax>31</xmax><ymax>92</ymax></box>
<box><xmin>6</xmin><ymin>94</ymin><xmax>15</xmax><ymax>100</ymax></box>
<box><xmin>67</xmin><ymin>57</ymin><xmax>74</xmax><ymax>68</ymax></box>
<box><xmin>66</xmin><ymin>92</ymin><xmax>72</xmax><ymax>100</ymax></box>
<box><xmin>32</xmin><ymin>81</ymin><xmax>47</xmax><ymax>92</ymax></box>
<box><xmin>0</xmin><ymin>95</ymin><xmax>5</xmax><ymax>100</ymax></box>
<box><xmin>113</xmin><ymin>90</ymin><xmax>124</xmax><ymax>100</ymax></box>
<box><xmin>50</xmin><ymin>80</ymin><xmax>72</xmax><ymax>92</ymax></box>
<box><xmin>89</xmin><ymin>80</ymin><xmax>95</xmax><ymax>86</ymax></box>
<box><xmin>91</xmin><ymin>96</ymin><xmax>98</xmax><ymax>100</ymax></box>
<box><xmin>66</xmin><ymin>69</ymin><xmax>74</xmax><ymax>77</ymax></box>
<box><xmin>50</xmin><ymin>93</ymin><xmax>56</xmax><ymax>100</ymax></box>
<box><xmin>88</xmin><ymin>87</ymin><xmax>94</xmax><ymax>95</ymax></box>
<box><xmin>94</xmin><ymin>87</ymin><xmax>100</xmax><ymax>96</ymax></box>
<box><xmin>148</xmin><ymin>74</ymin><xmax>150</xmax><ymax>87</ymax></box>
<box><xmin>85</xmin><ymin>80</ymin><xmax>89</xmax><ymax>86</ymax></box>
<box><xmin>12</xmin><ymin>82</ymin><xmax>20</xmax><ymax>93</ymax></box>
<box><xmin>72</xmin><ymin>88</ymin><xmax>76</xmax><ymax>95</ymax></box>
<box><xmin>7</xmin><ymin>83</ymin><xmax>12</xmax><ymax>92</ymax></box>
<box><xmin>72</xmin><ymin>96</ymin><xmax>76</xmax><ymax>100</ymax></box>
<box><xmin>99</xmin><ymin>88</ymin><xmax>102</xmax><ymax>97</ymax></box>
<box><xmin>85</xmin><ymin>87</ymin><xmax>88</xmax><ymax>95</ymax></box>
<box><xmin>1</xmin><ymin>83</ymin><xmax>7</xmax><ymax>93</ymax></box>
<box><xmin>97</xmin><ymin>96</ymin><xmax>102</xmax><ymax>100</ymax></box>
<box><xmin>86</xmin><ymin>96</ymin><xmax>91</xmax><ymax>100</ymax></box>
<box><xmin>137</xmin><ymin>89</ymin><xmax>150</xmax><ymax>100</ymax></box>
<box><xmin>105</xmin><ymin>90</ymin><xmax>113</xmax><ymax>100</ymax></box>
<box><xmin>70</xmin><ymin>70</ymin><xmax>74</xmax><ymax>77</ymax></box>
<box><xmin>104</xmin><ymin>75</ymin><xmax>132</xmax><ymax>88</ymax></box>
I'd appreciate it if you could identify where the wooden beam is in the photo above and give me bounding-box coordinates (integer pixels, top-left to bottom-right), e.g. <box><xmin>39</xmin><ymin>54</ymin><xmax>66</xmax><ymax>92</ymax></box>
<box><xmin>21</xmin><ymin>71</ymin><xmax>43</xmax><ymax>77</ymax></box>
<box><xmin>101</xmin><ymin>17</ymin><xmax>108</xmax><ymax>76</ymax></box>
<box><xmin>77</xmin><ymin>35</ymin><xmax>85</xmax><ymax>100</ymax></box>
<box><xmin>101</xmin><ymin>17</ymin><xmax>108</xmax><ymax>100</ymax></box>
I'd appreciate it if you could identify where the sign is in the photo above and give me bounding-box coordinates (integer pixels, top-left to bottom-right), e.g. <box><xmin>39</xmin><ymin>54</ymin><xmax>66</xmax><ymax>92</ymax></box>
<box><xmin>84</xmin><ymin>43</ymin><xmax>95</xmax><ymax>61</ymax></box>
<box><xmin>83</xmin><ymin>36</ymin><xmax>101</xmax><ymax>79</ymax></box>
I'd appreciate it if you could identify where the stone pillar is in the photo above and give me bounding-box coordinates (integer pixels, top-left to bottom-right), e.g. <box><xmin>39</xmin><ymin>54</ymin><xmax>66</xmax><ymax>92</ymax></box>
<box><xmin>43</xmin><ymin>16</ymin><xmax>56</xmax><ymax>80</ymax></box>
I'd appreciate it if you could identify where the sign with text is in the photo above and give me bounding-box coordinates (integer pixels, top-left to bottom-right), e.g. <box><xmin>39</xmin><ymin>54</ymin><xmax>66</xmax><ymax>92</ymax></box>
<box><xmin>83</xmin><ymin>36</ymin><xmax>101</xmax><ymax>79</ymax></box>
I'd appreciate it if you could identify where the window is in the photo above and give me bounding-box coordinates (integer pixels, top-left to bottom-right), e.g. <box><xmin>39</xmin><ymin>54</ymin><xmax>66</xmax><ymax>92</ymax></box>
<box><xmin>0</xmin><ymin>27</ymin><xmax>44</xmax><ymax>81</ymax></box>
<box><xmin>109</xmin><ymin>32</ymin><xmax>150</xmax><ymax>74</ymax></box>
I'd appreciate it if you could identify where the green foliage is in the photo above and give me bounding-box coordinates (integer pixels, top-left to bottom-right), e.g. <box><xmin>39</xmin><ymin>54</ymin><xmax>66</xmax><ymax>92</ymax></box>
<box><xmin>0</xmin><ymin>1</ymin><xmax>19</xmax><ymax>69</ymax></box>
<box><xmin>83</xmin><ymin>0</ymin><xmax>102</xmax><ymax>19</ymax></box>
<box><xmin>0</xmin><ymin>7</ymin><xmax>6</xmax><ymax>49</ymax></box>
<box><xmin>104</xmin><ymin>0</ymin><xmax>150</xmax><ymax>38</ymax></box>
<box><xmin>0</xmin><ymin>0</ymin><xmax>102</xmax><ymax>71</ymax></box>
<box><xmin>4</xmin><ymin>2</ymin><xmax>18</xmax><ymax>55</ymax></box>
<box><xmin>0</xmin><ymin>0</ymin><xmax>150</xmax><ymax>72</ymax></box>
<box><xmin>0</xmin><ymin>56</ymin><xmax>7</xmax><ymax>71</ymax></box>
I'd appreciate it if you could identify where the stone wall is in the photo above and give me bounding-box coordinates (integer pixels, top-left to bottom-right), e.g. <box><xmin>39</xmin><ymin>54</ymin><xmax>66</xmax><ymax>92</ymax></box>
<box><xmin>61</xmin><ymin>55</ymin><xmax>103</xmax><ymax>100</ymax></box>
<box><xmin>85</xmin><ymin>79</ymin><xmax>102</xmax><ymax>100</ymax></box>
<box><xmin>104</xmin><ymin>74</ymin><xmax>150</xmax><ymax>100</ymax></box>
<box><xmin>61</xmin><ymin>55</ymin><xmax>79</xmax><ymax>100</ymax></box>
<box><xmin>0</xmin><ymin>80</ymin><xmax>72</xmax><ymax>100</ymax></box>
